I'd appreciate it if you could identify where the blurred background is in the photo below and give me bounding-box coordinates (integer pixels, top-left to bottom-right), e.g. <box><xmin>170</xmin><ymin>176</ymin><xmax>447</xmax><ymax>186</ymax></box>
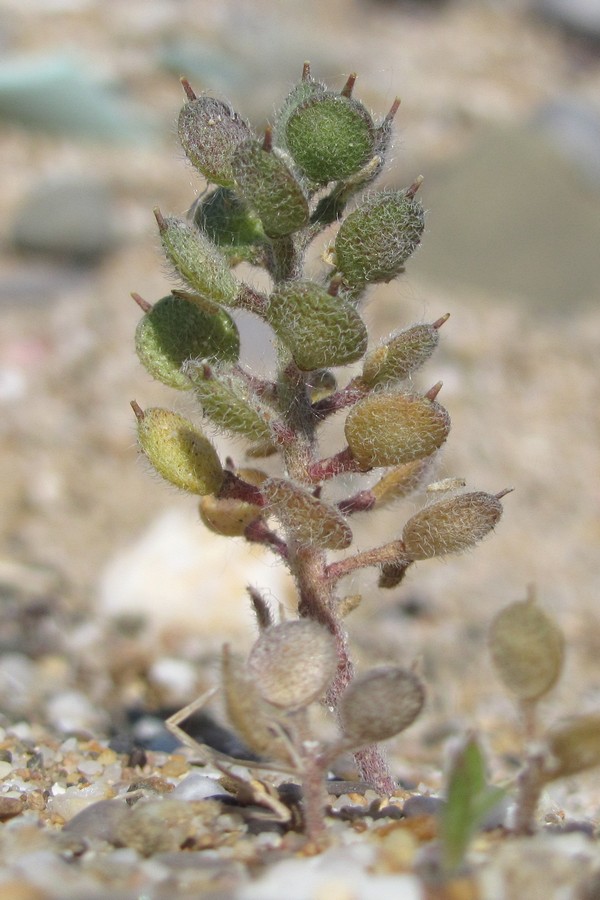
<box><xmin>0</xmin><ymin>0</ymin><xmax>599</xmax><ymax>755</ymax></box>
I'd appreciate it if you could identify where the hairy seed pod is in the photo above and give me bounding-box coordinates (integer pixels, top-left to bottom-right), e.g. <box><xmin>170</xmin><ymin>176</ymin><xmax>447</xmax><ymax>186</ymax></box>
<box><xmin>266</xmin><ymin>280</ymin><xmax>367</xmax><ymax>371</ymax></box>
<box><xmin>221</xmin><ymin>647</ymin><xmax>292</xmax><ymax>763</ymax></box>
<box><xmin>361</xmin><ymin>323</ymin><xmax>441</xmax><ymax>388</ymax></box>
<box><xmin>272</xmin><ymin>75</ymin><xmax>327</xmax><ymax>149</ymax></box>
<box><xmin>345</xmin><ymin>391</ymin><xmax>450</xmax><ymax>469</ymax></box>
<box><xmin>156</xmin><ymin>214</ymin><xmax>238</xmax><ymax>306</ymax></box>
<box><xmin>263</xmin><ymin>477</ymin><xmax>352</xmax><ymax>550</ymax></box>
<box><xmin>135</xmin><ymin>293</ymin><xmax>240</xmax><ymax>390</ymax></box>
<box><xmin>232</xmin><ymin>139</ymin><xmax>309</xmax><ymax>237</ymax></box>
<box><xmin>192</xmin><ymin>187</ymin><xmax>265</xmax><ymax>252</ymax></box>
<box><xmin>488</xmin><ymin>595</ymin><xmax>565</xmax><ymax>702</ymax></box>
<box><xmin>544</xmin><ymin>714</ymin><xmax>600</xmax><ymax>782</ymax></box>
<box><xmin>339</xmin><ymin>667</ymin><xmax>425</xmax><ymax>746</ymax></box>
<box><xmin>186</xmin><ymin>364</ymin><xmax>274</xmax><ymax>443</ymax></box>
<box><xmin>403</xmin><ymin>491</ymin><xmax>503</xmax><ymax>560</ymax></box>
<box><xmin>135</xmin><ymin>407</ymin><xmax>223</xmax><ymax>495</ymax></box>
<box><xmin>178</xmin><ymin>95</ymin><xmax>252</xmax><ymax>188</ymax></box>
<box><xmin>199</xmin><ymin>468</ymin><xmax>266</xmax><ymax>536</ymax></box>
<box><xmin>285</xmin><ymin>92</ymin><xmax>375</xmax><ymax>184</ymax></box>
<box><xmin>247</xmin><ymin>621</ymin><xmax>337</xmax><ymax>711</ymax></box>
<box><xmin>371</xmin><ymin>458</ymin><xmax>434</xmax><ymax>507</ymax></box>
<box><xmin>335</xmin><ymin>189</ymin><xmax>425</xmax><ymax>286</ymax></box>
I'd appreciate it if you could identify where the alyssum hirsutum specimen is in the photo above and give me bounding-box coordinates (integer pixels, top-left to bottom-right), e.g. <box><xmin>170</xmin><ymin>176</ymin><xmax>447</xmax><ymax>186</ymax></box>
<box><xmin>130</xmin><ymin>63</ymin><xmax>509</xmax><ymax>838</ymax></box>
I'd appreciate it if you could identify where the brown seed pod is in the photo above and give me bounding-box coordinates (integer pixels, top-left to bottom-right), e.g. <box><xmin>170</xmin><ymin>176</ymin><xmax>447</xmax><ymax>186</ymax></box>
<box><xmin>402</xmin><ymin>491</ymin><xmax>504</xmax><ymax>560</ymax></box>
<box><xmin>339</xmin><ymin>666</ymin><xmax>425</xmax><ymax>746</ymax></box>
<box><xmin>247</xmin><ymin>621</ymin><xmax>338</xmax><ymax>711</ymax></box>
<box><xmin>263</xmin><ymin>477</ymin><xmax>352</xmax><ymax>550</ymax></box>
<box><xmin>489</xmin><ymin>595</ymin><xmax>565</xmax><ymax>702</ymax></box>
<box><xmin>544</xmin><ymin>714</ymin><xmax>600</xmax><ymax>782</ymax></box>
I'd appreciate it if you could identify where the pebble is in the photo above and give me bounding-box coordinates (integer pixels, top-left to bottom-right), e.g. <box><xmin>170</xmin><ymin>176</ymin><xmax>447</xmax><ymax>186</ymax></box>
<box><xmin>148</xmin><ymin>657</ymin><xmax>198</xmax><ymax>705</ymax></box>
<box><xmin>171</xmin><ymin>773</ymin><xmax>229</xmax><ymax>801</ymax></box>
<box><xmin>0</xmin><ymin>759</ymin><xmax>15</xmax><ymax>779</ymax></box>
<box><xmin>45</xmin><ymin>690</ymin><xmax>108</xmax><ymax>735</ymax></box>
<box><xmin>113</xmin><ymin>799</ymin><xmax>200</xmax><ymax>856</ymax></box>
<box><xmin>0</xmin><ymin>796</ymin><xmax>25</xmax><ymax>820</ymax></box>
<box><xmin>62</xmin><ymin>798</ymin><xmax>129</xmax><ymax>842</ymax></box>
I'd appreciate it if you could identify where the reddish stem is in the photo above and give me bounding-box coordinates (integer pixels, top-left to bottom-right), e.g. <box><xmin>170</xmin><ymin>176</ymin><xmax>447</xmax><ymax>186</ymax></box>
<box><xmin>307</xmin><ymin>447</ymin><xmax>366</xmax><ymax>483</ymax></box>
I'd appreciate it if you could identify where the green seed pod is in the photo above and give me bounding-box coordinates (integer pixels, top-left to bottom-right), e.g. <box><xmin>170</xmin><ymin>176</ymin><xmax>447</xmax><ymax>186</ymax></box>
<box><xmin>345</xmin><ymin>391</ymin><xmax>450</xmax><ymax>469</ymax></box>
<box><xmin>135</xmin><ymin>293</ymin><xmax>240</xmax><ymax>390</ymax></box>
<box><xmin>272</xmin><ymin>74</ymin><xmax>327</xmax><ymax>149</ymax></box>
<box><xmin>156</xmin><ymin>213</ymin><xmax>238</xmax><ymax>306</ymax></box>
<box><xmin>135</xmin><ymin>406</ymin><xmax>223</xmax><ymax>495</ymax></box>
<box><xmin>361</xmin><ymin>323</ymin><xmax>441</xmax><ymax>388</ymax></box>
<box><xmin>221</xmin><ymin>646</ymin><xmax>292</xmax><ymax>763</ymax></box>
<box><xmin>178</xmin><ymin>95</ymin><xmax>252</xmax><ymax>188</ymax></box>
<box><xmin>266</xmin><ymin>280</ymin><xmax>367</xmax><ymax>371</ymax></box>
<box><xmin>339</xmin><ymin>667</ymin><xmax>425</xmax><ymax>746</ymax></box>
<box><xmin>192</xmin><ymin>187</ymin><xmax>265</xmax><ymax>258</ymax></box>
<box><xmin>232</xmin><ymin>139</ymin><xmax>309</xmax><ymax>238</ymax></box>
<box><xmin>263</xmin><ymin>477</ymin><xmax>352</xmax><ymax>550</ymax></box>
<box><xmin>335</xmin><ymin>189</ymin><xmax>425</xmax><ymax>286</ymax></box>
<box><xmin>371</xmin><ymin>458</ymin><xmax>434</xmax><ymax>507</ymax></box>
<box><xmin>199</xmin><ymin>468</ymin><xmax>266</xmax><ymax>536</ymax></box>
<box><xmin>247</xmin><ymin>621</ymin><xmax>338</xmax><ymax>711</ymax></box>
<box><xmin>402</xmin><ymin>491</ymin><xmax>504</xmax><ymax>560</ymax></box>
<box><xmin>544</xmin><ymin>714</ymin><xmax>600</xmax><ymax>782</ymax></box>
<box><xmin>285</xmin><ymin>92</ymin><xmax>375</xmax><ymax>185</ymax></box>
<box><xmin>186</xmin><ymin>364</ymin><xmax>274</xmax><ymax>443</ymax></box>
<box><xmin>488</xmin><ymin>595</ymin><xmax>565</xmax><ymax>702</ymax></box>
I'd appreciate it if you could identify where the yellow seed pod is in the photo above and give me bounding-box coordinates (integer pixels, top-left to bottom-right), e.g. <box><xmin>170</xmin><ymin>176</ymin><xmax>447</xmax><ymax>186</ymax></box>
<box><xmin>345</xmin><ymin>391</ymin><xmax>450</xmax><ymax>469</ymax></box>
<box><xmin>488</xmin><ymin>595</ymin><xmax>565</xmax><ymax>702</ymax></box>
<box><xmin>199</xmin><ymin>468</ymin><xmax>266</xmax><ymax>536</ymax></box>
<box><xmin>544</xmin><ymin>714</ymin><xmax>600</xmax><ymax>782</ymax></box>
<box><xmin>247</xmin><ymin>621</ymin><xmax>338</xmax><ymax>711</ymax></box>
<box><xmin>134</xmin><ymin>406</ymin><xmax>223</xmax><ymax>496</ymax></box>
<box><xmin>371</xmin><ymin>458</ymin><xmax>433</xmax><ymax>507</ymax></box>
<box><xmin>263</xmin><ymin>477</ymin><xmax>352</xmax><ymax>549</ymax></box>
<box><xmin>402</xmin><ymin>491</ymin><xmax>504</xmax><ymax>560</ymax></box>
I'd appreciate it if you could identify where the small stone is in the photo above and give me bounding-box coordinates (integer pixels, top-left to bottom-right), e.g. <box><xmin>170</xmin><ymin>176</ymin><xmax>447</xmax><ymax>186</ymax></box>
<box><xmin>114</xmin><ymin>799</ymin><xmax>198</xmax><ymax>856</ymax></box>
<box><xmin>0</xmin><ymin>759</ymin><xmax>14</xmax><ymax>779</ymax></box>
<box><xmin>0</xmin><ymin>795</ymin><xmax>25</xmax><ymax>820</ymax></box>
<box><xmin>62</xmin><ymin>799</ymin><xmax>129</xmax><ymax>843</ymax></box>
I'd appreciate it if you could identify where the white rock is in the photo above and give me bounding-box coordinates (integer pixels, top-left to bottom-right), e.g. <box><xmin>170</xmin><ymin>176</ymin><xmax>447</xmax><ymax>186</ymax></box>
<box><xmin>96</xmin><ymin>506</ymin><xmax>294</xmax><ymax>641</ymax></box>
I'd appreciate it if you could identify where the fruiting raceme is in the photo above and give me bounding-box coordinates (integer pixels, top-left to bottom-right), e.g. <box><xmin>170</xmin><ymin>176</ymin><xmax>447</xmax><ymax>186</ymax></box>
<box><xmin>263</xmin><ymin>477</ymin><xmax>352</xmax><ymax>550</ymax></box>
<box><xmin>345</xmin><ymin>391</ymin><xmax>450</xmax><ymax>469</ymax></box>
<box><xmin>335</xmin><ymin>186</ymin><xmax>425</xmax><ymax>287</ymax></box>
<box><xmin>285</xmin><ymin>91</ymin><xmax>375</xmax><ymax>185</ymax></box>
<box><xmin>178</xmin><ymin>91</ymin><xmax>253</xmax><ymax>188</ymax></box>
<box><xmin>266</xmin><ymin>280</ymin><xmax>368</xmax><ymax>371</ymax></box>
<box><xmin>232</xmin><ymin>138</ymin><xmax>309</xmax><ymax>238</ymax></box>
<box><xmin>488</xmin><ymin>594</ymin><xmax>565</xmax><ymax>702</ymax></box>
<box><xmin>186</xmin><ymin>363</ymin><xmax>275</xmax><ymax>443</ymax></box>
<box><xmin>155</xmin><ymin>212</ymin><xmax>239</xmax><ymax>306</ymax></box>
<box><xmin>133</xmin><ymin>405</ymin><xmax>223</xmax><ymax>496</ymax></box>
<box><xmin>135</xmin><ymin>293</ymin><xmax>239</xmax><ymax>390</ymax></box>
<box><xmin>402</xmin><ymin>490</ymin><xmax>505</xmax><ymax>560</ymax></box>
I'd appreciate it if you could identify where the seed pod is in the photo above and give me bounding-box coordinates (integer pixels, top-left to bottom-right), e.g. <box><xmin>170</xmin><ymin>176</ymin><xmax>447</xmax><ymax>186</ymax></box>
<box><xmin>544</xmin><ymin>714</ymin><xmax>600</xmax><ymax>782</ymax></box>
<box><xmin>361</xmin><ymin>323</ymin><xmax>441</xmax><ymax>388</ymax></box>
<box><xmin>156</xmin><ymin>214</ymin><xmax>238</xmax><ymax>306</ymax></box>
<box><xmin>178</xmin><ymin>95</ymin><xmax>252</xmax><ymax>188</ymax></box>
<box><xmin>345</xmin><ymin>391</ymin><xmax>450</xmax><ymax>469</ymax></box>
<box><xmin>335</xmin><ymin>189</ymin><xmax>425</xmax><ymax>286</ymax></box>
<box><xmin>371</xmin><ymin>458</ymin><xmax>434</xmax><ymax>507</ymax></box>
<box><xmin>263</xmin><ymin>477</ymin><xmax>352</xmax><ymax>550</ymax></box>
<box><xmin>272</xmin><ymin>74</ymin><xmax>327</xmax><ymax>149</ymax></box>
<box><xmin>247</xmin><ymin>621</ymin><xmax>337</xmax><ymax>711</ymax></box>
<box><xmin>135</xmin><ymin>293</ymin><xmax>240</xmax><ymax>390</ymax></box>
<box><xmin>199</xmin><ymin>468</ymin><xmax>266</xmax><ymax>536</ymax></box>
<box><xmin>135</xmin><ymin>406</ymin><xmax>223</xmax><ymax>495</ymax></box>
<box><xmin>339</xmin><ymin>667</ymin><xmax>425</xmax><ymax>746</ymax></box>
<box><xmin>186</xmin><ymin>364</ymin><xmax>274</xmax><ymax>443</ymax></box>
<box><xmin>233</xmin><ymin>139</ymin><xmax>309</xmax><ymax>237</ymax></box>
<box><xmin>192</xmin><ymin>187</ymin><xmax>265</xmax><ymax>257</ymax></box>
<box><xmin>402</xmin><ymin>491</ymin><xmax>504</xmax><ymax>560</ymax></box>
<box><xmin>285</xmin><ymin>92</ymin><xmax>375</xmax><ymax>184</ymax></box>
<box><xmin>221</xmin><ymin>646</ymin><xmax>292</xmax><ymax>763</ymax></box>
<box><xmin>488</xmin><ymin>595</ymin><xmax>565</xmax><ymax>702</ymax></box>
<box><xmin>266</xmin><ymin>281</ymin><xmax>367</xmax><ymax>371</ymax></box>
